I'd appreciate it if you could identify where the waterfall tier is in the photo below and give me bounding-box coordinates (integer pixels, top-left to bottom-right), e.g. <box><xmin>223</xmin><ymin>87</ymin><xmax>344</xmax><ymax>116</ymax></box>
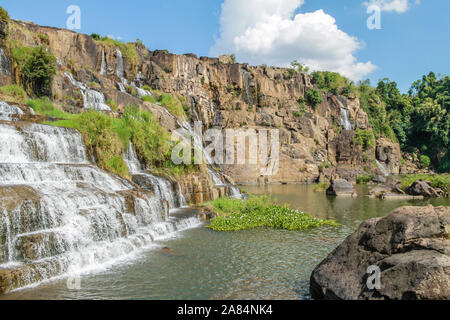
<box><xmin>0</xmin><ymin>118</ymin><xmax>200</xmax><ymax>294</ymax></box>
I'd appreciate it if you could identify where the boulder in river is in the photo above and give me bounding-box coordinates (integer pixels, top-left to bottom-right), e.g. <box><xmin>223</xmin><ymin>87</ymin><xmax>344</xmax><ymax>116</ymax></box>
<box><xmin>405</xmin><ymin>180</ymin><xmax>444</xmax><ymax>198</ymax></box>
<box><xmin>310</xmin><ymin>206</ymin><xmax>450</xmax><ymax>300</ymax></box>
<box><xmin>326</xmin><ymin>179</ymin><xmax>356</xmax><ymax>197</ymax></box>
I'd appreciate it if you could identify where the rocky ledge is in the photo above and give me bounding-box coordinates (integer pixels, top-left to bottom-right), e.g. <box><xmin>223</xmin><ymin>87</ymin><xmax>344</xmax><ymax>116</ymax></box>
<box><xmin>310</xmin><ymin>206</ymin><xmax>450</xmax><ymax>300</ymax></box>
<box><xmin>369</xmin><ymin>179</ymin><xmax>448</xmax><ymax>199</ymax></box>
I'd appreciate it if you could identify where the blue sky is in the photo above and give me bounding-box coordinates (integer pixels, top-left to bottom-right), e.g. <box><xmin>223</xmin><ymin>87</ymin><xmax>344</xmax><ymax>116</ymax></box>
<box><xmin>2</xmin><ymin>0</ymin><xmax>449</xmax><ymax>92</ymax></box>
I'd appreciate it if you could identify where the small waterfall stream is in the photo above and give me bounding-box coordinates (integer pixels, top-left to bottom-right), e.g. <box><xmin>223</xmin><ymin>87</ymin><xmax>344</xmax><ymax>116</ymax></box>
<box><xmin>100</xmin><ymin>49</ymin><xmax>107</xmax><ymax>76</ymax></box>
<box><xmin>0</xmin><ymin>114</ymin><xmax>201</xmax><ymax>293</ymax></box>
<box><xmin>65</xmin><ymin>72</ymin><xmax>111</xmax><ymax>112</ymax></box>
<box><xmin>0</xmin><ymin>101</ymin><xmax>24</xmax><ymax>121</ymax></box>
<box><xmin>0</xmin><ymin>48</ymin><xmax>11</xmax><ymax>76</ymax></box>
<box><xmin>341</xmin><ymin>108</ymin><xmax>353</xmax><ymax>131</ymax></box>
<box><xmin>376</xmin><ymin>160</ymin><xmax>390</xmax><ymax>177</ymax></box>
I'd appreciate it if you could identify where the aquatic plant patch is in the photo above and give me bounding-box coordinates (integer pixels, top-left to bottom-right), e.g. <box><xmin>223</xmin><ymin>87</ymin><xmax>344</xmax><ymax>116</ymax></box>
<box><xmin>205</xmin><ymin>196</ymin><xmax>340</xmax><ymax>232</ymax></box>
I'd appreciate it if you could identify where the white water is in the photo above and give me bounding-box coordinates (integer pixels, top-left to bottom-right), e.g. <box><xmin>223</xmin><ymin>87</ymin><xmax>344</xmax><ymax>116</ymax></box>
<box><xmin>64</xmin><ymin>72</ymin><xmax>111</xmax><ymax>112</ymax></box>
<box><xmin>341</xmin><ymin>108</ymin><xmax>353</xmax><ymax>131</ymax></box>
<box><xmin>124</xmin><ymin>143</ymin><xmax>186</xmax><ymax>210</ymax></box>
<box><xmin>376</xmin><ymin>160</ymin><xmax>390</xmax><ymax>177</ymax></box>
<box><xmin>0</xmin><ymin>101</ymin><xmax>24</xmax><ymax>121</ymax></box>
<box><xmin>0</xmin><ymin>48</ymin><xmax>11</xmax><ymax>76</ymax></box>
<box><xmin>0</xmin><ymin>119</ymin><xmax>200</xmax><ymax>292</ymax></box>
<box><xmin>115</xmin><ymin>49</ymin><xmax>125</xmax><ymax>79</ymax></box>
<box><xmin>100</xmin><ymin>49</ymin><xmax>107</xmax><ymax>76</ymax></box>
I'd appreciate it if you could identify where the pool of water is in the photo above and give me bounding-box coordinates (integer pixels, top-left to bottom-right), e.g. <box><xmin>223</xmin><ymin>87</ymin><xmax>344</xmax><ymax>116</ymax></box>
<box><xmin>2</xmin><ymin>185</ymin><xmax>448</xmax><ymax>300</ymax></box>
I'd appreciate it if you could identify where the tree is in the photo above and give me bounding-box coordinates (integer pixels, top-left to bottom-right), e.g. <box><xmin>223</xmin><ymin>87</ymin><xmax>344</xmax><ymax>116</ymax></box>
<box><xmin>21</xmin><ymin>46</ymin><xmax>57</xmax><ymax>97</ymax></box>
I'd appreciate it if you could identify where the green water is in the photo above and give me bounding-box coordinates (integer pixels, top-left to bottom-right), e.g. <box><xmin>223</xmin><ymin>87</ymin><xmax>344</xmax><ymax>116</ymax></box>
<box><xmin>2</xmin><ymin>185</ymin><xmax>448</xmax><ymax>300</ymax></box>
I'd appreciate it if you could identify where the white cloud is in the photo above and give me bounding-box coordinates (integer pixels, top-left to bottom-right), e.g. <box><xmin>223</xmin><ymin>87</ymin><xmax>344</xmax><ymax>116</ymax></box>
<box><xmin>364</xmin><ymin>0</ymin><xmax>419</xmax><ymax>14</ymax></box>
<box><xmin>210</xmin><ymin>0</ymin><xmax>376</xmax><ymax>81</ymax></box>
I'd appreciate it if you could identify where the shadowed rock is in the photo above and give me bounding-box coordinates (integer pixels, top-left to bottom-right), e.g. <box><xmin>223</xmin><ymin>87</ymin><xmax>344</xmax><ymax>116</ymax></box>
<box><xmin>310</xmin><ymin>206</ymin><xmax>450</xmax><ymax>300</ymax></box>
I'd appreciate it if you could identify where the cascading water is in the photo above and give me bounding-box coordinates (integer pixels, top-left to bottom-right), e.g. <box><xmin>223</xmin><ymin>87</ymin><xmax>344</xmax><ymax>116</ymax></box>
<box><xmin>341</xmin><ymin>108</ymin><xmax>353</xmax><ymax>131</ymax></box>
<box><xmin>0</xmin><ymin>114</ymin><xmax>200</xmax><ymax>293</ymax></box>
<box><xmin>0</xmin><ymin>101</ymin><xmax>24</xmax><ymax>121</ymax></box>
<box><xmin>166</xmin><ymin>110</ymin><xmax>242</xmax><ymax>199</ymax></box>
<box><xmin>124</xmin><ymin>143</ymin><xmax>187</xmax><ymax>210</ymax></box>
<box><xmin>64</xmin><ymin>72</ymin><xmax>112</xmax><ymax>112</ymax></box>
<box><xmin>376</xmin><ymin>160</ymin><xmax>390</xmax><ymax>177</ymax></box>
<box><xmin>0</xmin><ymin>48</ymin><xmax>11</xmax><ymax>76</ymax></box>
<box><xmin>100</xmin><ymin>49</ymin><xmax>107</xmax><ymax>76</ymax></box>
<box><xmin>114</xmin><ymin>49</ymin><xmax>151</xmax><ymax>97</ymax></box>
<box><xmin>115</xmin><ymin>49</ymin><xmax>125</xmax><ymax>79</ymax></box>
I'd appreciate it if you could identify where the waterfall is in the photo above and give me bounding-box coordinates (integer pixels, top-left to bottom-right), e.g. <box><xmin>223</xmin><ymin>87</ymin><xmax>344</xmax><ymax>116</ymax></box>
<box><xmin>341</xmin><ymin>108</ymin><xmax>353</xmax><ymax>131</ymax></box>
<box><xmin>84</xmin><ymin>90</ymin><xmax>111</xmax><ymax>111</ymax></box>
<box><xmin>376</xmin><ymin>160</ymin><xmax>390</xmax><ymax>177</ymax></box>
<box><xmin>116</xmin><ymin>49</ymin><xmax>125</xmax><ymax>79</ymax></box>
<box><xmin>0</xmin><ymin>48</ymin><xmax>11</xmax><ymax>76</ymax></box>
<box><xmin>64</xmin><ymin>72</ymin><xmax>112</xmax><ymax>112</ymax></box>
<box><xmin>0</xmin><ymin>101</ymin><xmax>24</xmax><ymax>121</ymax></box>
<box><xmin>100</xmin><ymin>49</ymin><xmax>107</xmax><ymax>76</ymax></box>
<box><xmin>0</xmin><ymin>118</ymin><xmax>201</xmax><ymax>293</ymax></box>
<box><xmin>124</xmin><ymin>143</ymin><xmax>187</xmax><ymax>210</ymax></box>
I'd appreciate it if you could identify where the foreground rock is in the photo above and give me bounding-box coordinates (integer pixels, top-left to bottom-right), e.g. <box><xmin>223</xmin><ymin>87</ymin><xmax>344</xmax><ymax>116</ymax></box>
<box><xmin>310</xmin><ymin>206</ymin><xmax>450</xmax><ymax>300</ymax></box>
<box><xmin>326</xmin><ymin>179</ymin><xmax>356</xmax><ymax>197</ymax></box>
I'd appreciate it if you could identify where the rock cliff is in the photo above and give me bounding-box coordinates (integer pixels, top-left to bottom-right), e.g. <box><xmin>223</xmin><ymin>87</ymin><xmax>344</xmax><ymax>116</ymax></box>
<box><xmin>0</xmin><ymin>19</ymin><xmax>407</xmax><ymax>185</ymax></box>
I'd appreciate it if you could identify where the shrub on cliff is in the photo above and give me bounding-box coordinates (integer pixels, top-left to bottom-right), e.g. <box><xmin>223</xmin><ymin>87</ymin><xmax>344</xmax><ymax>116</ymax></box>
<box><xmin>311</xmin><ymin>71</ymin><xmax>355</xmax><ymax>96</ymax></box>
<box><xmin>306</xmin><ymin>89</ymin><xmax>323</xmax><ymax>109</ymax></box>
<box><xmin>354</xmin><ymin>129</ymin><xmax>375</xmax><ymax>151</ymax></box>
<box><xmin>95</xmin><ymin>37</ymin><xmax>139</xmax><ymax>71</ymax></box>
<box><xmin>12</xmin><ymin>45</ymin><xmax>56</xmax><ymax>97</ymax></box>
<box><xmin>0</xmin><ymin>6</ymin><xmax>9</xmax><ymax>22</ymax></box>
<box><xmin>420</xmin><ymin>155</ymin><xmax>431</xmax><ymax>168</ymax></box>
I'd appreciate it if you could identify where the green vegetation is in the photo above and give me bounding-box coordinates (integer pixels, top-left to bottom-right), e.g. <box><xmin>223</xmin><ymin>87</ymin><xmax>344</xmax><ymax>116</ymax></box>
<box><xmin>0</xmin><ymin>85</ymin><xmax>28</xmax><ymax>104</ymax></box>
<box><xmin>284</xmin><ymin>68</ymin><xmax>296</xmax><ymax>79</ymax></box>
<box><xmin>11</xmin><ymin>44</ymin><xmax>56</xmax><ymax>97</ymax></box>
<box><xmin>357</xmin><ymin>175</ymin><xmax>373</xmax><ymax>184</ymax></box>
<box><xmin>356</xmin><ymin>73</ymin><xmax>448</xmax><ymax>172</ymax></box>
<box><xmin>37</xmin><ymin>33</ymin><xmax>49</xmax><ymax>45</ymax></box>
<box><xmin>291</xmin><ymin>60</ymin><xmax>309</xmax><ymax>73</ymax></box>
<box><xmin>29</xmin><ymin>98</ymin><xmax>189</xmax><ymax>177</ymax></box>
<box><xmin>313</xmin><ymin>182</ymin><xmax>330</xmax><ymax>192</ymax></box>
<box><xmin>27</xmin><ymin>98</ymin><xmax>75</xmax><ymax>119</ymax></box>
<box><xmin>420</xmin><ymin>155</ymin><xmax>431</xmax><ymax>168</ymax></box>
<box><xmin>399</xmin><ymin>174</ymin><xmax>450</xmax><ymax>193</ymax></box>
<box><xmin>306</xmin><ymin>89</ymin><xmax>323</xmax><ymax>109</ymax></box>
<box><xmin>0</xmin><ymin>6</ymin><xmax>10</xmax><ymax>22</ymax></box>
<box><xmin>156</xmin><ymin>93</ymin><xmax>186</xmax><ymax>120</ymax></box>
<box><xmin>354</xmin><ymin>129</ymin><xmax>375</xmax><ymax>151</ymax></box>
<box><xmin>205</xmin><ymin>196</ymin><xmax>339</xmax><ymax>232</ymax></box>
<box><xmin>311</xmin><ymin>71</ymin><xmax>355</xmax><ymax>96</ymax></box>
<box><xmin>230</xmin><ymin>54</ymin><xmax>236</xmax><ymax>63</ymax></box>
<box><xmin>105</xmin><ymin>100</ymin><xmax>118</xmax><ymax>112</ymax></box>
<box><xmin>93</xmin><ymin>36</ymin><xmax>140</xmax><ymax>71</ymax></box>
<box><xmin>142</xmin><ymin>95</ymin><xmax>157</xmax><ymax>104</ymax></box>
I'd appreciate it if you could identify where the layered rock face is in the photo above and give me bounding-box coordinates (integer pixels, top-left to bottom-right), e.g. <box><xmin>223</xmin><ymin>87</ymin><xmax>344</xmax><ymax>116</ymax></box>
<box><xmin>310</xmin><ymin>206</ymin><xmax>450</xmax><ymax>300</ymax></box>
<box><xmin>0</xmin><ymin>20</ymin><xmax>405</xmax><ymax>185</ymax></box>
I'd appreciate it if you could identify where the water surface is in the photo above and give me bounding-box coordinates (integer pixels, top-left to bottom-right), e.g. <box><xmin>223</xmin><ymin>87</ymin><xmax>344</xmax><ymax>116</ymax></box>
<box><xmin>2</xmin><ymin>185</ymin><xmax>448</xmax><ymax>300</ymax></box>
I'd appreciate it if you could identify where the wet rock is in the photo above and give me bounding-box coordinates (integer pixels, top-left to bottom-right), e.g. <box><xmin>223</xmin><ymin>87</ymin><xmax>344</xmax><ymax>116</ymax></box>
<box><xmin>310</xmin><ymin>206</ymin><xmax>450</xmax><ymax>300</ymax></box>
<box><xmin>161</xmin><ymin>247</ymin><xmax>181</xmax><ymax>256</ymax></box>
<box><xmin>326</xmin><ymin>179</ymin><xmax>356</xmax><ymax>197</ymax></box>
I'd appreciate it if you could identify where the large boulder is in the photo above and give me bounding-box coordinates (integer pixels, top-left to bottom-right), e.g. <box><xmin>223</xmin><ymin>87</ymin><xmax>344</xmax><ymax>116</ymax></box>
<box><xmin>326</xmin><ymin>179</ymin><xmax>356</xmax><ymax>197</ymax></box>
<box><xmin>310</xmin><ymin>206</ymin><xmax>450</xmax><ymax>300</ymax></box>
<box><xmin>405</xmin><ymin>180</ymin><xmax>444</xmax><ymax>198</ymax></box>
